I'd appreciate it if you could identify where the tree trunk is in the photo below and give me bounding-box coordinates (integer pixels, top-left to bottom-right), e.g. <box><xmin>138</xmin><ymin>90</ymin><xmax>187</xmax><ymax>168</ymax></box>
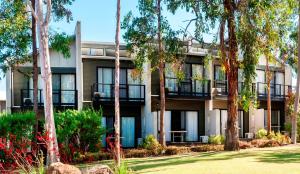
<box><xmin>157</xmin><ymin>0</ymin><xmax>166</xmax><ymax>147</ymax></box>
<box><xmin>224</xmin><ymin>0</ymin><xmax>239</xmax><ymax>151</ymax></box>
<box><xmin>31</xmin><ymin>0</ymin><xmax>39</xmax><ymax>140</ymax></box>
<box><xmin>292</xmin><ymin>3</ymin><xmax>300</xmax><ymax>144</ymax></box>
<box><xmin>266</xmin><ymin>57</ymin><xmax>272</xmax><ymax>134</ymax></box>
<box><xmin>114</xmin><ymin>0</ymin><xmax>121</xmax><ymax>167</ymax></box>
<box><xmin>35</xmin><ymin>0</ymin><xmax>59</xmax><ymax>164</ymax></box>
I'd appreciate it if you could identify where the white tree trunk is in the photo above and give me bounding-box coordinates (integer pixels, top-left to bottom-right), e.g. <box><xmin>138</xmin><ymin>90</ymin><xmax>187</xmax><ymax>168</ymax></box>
<box><xmin>35</xmin><ymin>0</ymin><xmax>59</xmax><ymax>164</ymax></box>
<box><xmin>292</xmin><ymin>5</ymin><xmax>300</xmax><ymax>144</ymax></box>
<box><xmin>114</xmin><ymin>0</ymin><xmax>121</xmax><ymax>167</ymax></box>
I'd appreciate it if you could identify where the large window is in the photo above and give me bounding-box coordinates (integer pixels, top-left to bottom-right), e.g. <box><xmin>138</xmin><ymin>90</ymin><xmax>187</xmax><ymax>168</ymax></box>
<box><xmin>29</xmin><ymin>73</ymin><xmax>76</xmax><ymax>104</ymax></box>
<box><xmin>264</xmin><ymin>110</ymin><xmax>281</xmax><ymax>132</ymax></box>
<box><xmin>97</xmin><ymin>67</ymin><xmax>142</xmax><ymax>99</ymax></box>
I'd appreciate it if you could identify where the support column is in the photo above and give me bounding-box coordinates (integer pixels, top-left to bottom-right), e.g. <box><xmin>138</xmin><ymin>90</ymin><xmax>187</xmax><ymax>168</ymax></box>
<box><xmin>75</xmin><ymin>21</ymin><xmax>83</xmax><ymax>110</ymax></box>
<box><xmin>6</xmin><ymin>68</ymin><xmax>12</xmax><ymax>114</ymax></box>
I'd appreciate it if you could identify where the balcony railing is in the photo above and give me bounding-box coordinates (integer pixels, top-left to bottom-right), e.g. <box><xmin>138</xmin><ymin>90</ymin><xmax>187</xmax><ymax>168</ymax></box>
<box><xmin>165</xmin><ymin>77</ymin><xmax>211</xmax><ymax>98</ymax></box>
<box><xmin>21</xmin><ymin>89</ymin><xmax>77</xmax><ymax>107</ymax></box>
<box><xmin>257</xmin><ymin>82</ymin><xmax>292</xmax><ymax>99</ymax></box>
<box><xmin>91</xmin><ymin>83</ymin><xmax>145</xmax><ymax>103</ymax></box>
<box><xmin>214</xmin><ymin>80</ymin><xmax>228</xmax><ymax>95</ymax></box>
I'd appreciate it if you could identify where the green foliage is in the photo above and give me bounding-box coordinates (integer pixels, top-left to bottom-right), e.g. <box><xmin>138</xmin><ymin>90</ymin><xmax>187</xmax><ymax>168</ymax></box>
<box><xmin>114</xmin><ymin>162</ymin><xmax>131</xmax><ymax>174</ymax></box>
<box><xmin>256</xmin><ymin>129</ymin><xmax>267</xmax><ymax>139</ymax></box>
<box><xmin>208</xmin><ymin>135</ymin><xmax>225</xmax><ymax>145</ymax></box>
<box><xmin>55</xmin><ymin>108</ymin><xmax>105</xmax><ymax>152</ymax></box>
<box><xmin>52</xmin><ymin>0</ymin><xmax>76</xmax><ymax>22</ymax></box>
<box><xmin>140</xmin><ymin>134</ymin><xmax>162</xmax><ymax>155</ymax></box>
<box><xmin>0</xmin><ymin>112</ymin><xmax>35</xmax><ymax>140</ymax></box>
<box><xmin>49</xmin><ymin>32</ymin><xmax>74</xmax><ymax>58</ymax></box>
<box><xmin>0</xmin><ymin>0</ymin><xmax>31</xmax><ymax>72</ymax></box>
<box><xmin>122</xmin><ymin>0</ymin><xmax>183</xmax><ymax>72</ymax></box>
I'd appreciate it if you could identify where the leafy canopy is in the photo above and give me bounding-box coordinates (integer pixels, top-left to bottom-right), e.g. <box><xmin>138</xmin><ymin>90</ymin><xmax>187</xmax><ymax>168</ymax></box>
<box><xmin>122</xmin><ymin>0</ymin><xmax>184</xmax><ymax>72</ymax></box>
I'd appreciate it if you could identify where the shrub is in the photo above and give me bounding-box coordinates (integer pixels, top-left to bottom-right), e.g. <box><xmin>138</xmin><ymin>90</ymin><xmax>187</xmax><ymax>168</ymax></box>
<box><xmin>124</xmin><ymin>149</ymin><xmax>153</xmax><ymax>158</ymax></box>
<box><xmin>55</xmin><ymin>109</ymin><xmax>106</xmax><ymax>153</ymax></box>
<box><xmin>208</xmin><ymin>135</ymin><xmax>225</xmax><ymax>145</ymax></box>
<box><xmin>140</xmin><ymin>135</ymin><xmax>162</xmax><ymax>155</ymax></box>
<box><xmin>0</xmin><ymin>112</ymin><xmax>35</xmax><ymax>140</ymax></box>
<box><xmin>256</xmin><ymin>129</ymin><xmax>267</xmax><ymax>139</ymax></box>
<box><xmin>190</xmin><ymin>144</ymin><xmax>224</xmax><ymax>152</ymax></box>
<box><xmin>238</xmin><ymin>141</ymin><xmax>252</xmax><ymax>149</ymax></box>
<box><xmin>55</xmin><ymin>108</ymin><xmax>106</xmax><ymax>163</ymax></box>
<box><xmin>164</xmin><ymin>146</ymin><xmax>190</xmax><ymax>155</ymax></box>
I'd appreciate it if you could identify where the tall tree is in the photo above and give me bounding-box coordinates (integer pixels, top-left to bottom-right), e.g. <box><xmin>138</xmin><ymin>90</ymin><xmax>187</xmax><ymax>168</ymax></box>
<box><xmin>31</xmin><ymin>0</ymin><xmax>74</xmax><ymax>138</ymax></box>
<box><xmin>28</xmin><ymin>0</ymin><xmax>59</xmax><ymax>164</ymax></box>
<box><xmin>122</xmin><ymin>0</ymin><xmax>182</xmax><ymax>146</ymax></box>
<box><xmin>114</xmin><ymin>0</ymin><xmax>121</xmax><ymax>167</ymax></box>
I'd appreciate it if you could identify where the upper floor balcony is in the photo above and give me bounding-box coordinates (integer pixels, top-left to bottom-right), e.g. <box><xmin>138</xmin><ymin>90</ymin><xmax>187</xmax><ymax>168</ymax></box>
<box><xmin>165</xmin><ymin>77</ymin><xmax>211</xmax><ymax>99</ymax></box>
<box><xmin>256</xmin><ymin>82</ymin><xmax>293</xmax><ymax>100</ymax></box>
<box><xmin>213</xmin><ymin>80</ymin><xmax>291</xmax><ymax>100</ymax></box>
<box><xmin>91</xmin><ymin>83</ymin><xmax>145</xmax><ymax>105</ymax></box>
<box><xmin>21</xmin><ymin>89</ymin><xmax>77</xmax><ymax>108</ymax></box>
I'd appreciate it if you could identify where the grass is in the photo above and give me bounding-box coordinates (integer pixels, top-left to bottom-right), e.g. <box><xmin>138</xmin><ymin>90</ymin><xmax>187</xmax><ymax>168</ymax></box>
<box><xmin>79</xmin><ymin>145</ymin><xmax>300</xmax><ymax>174</ymax></box>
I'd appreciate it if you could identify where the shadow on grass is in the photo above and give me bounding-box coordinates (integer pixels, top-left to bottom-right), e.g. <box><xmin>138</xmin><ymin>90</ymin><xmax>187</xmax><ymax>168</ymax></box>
<box><xmin>258</xmin><ymin>152</ymin><xmax>300</xmax><ymax>163</ymax></box>
<box><xmin>129</xmin><ymin>151</ymin><xmax>258</xmax><ymax>172</ymax></box>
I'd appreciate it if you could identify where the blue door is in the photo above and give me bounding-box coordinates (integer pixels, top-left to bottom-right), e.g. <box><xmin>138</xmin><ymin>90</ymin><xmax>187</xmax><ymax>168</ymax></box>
<box><xmin>121</xmin><ymin>117</ymin><xmax>135</xmax><ymax>147</ymax></box>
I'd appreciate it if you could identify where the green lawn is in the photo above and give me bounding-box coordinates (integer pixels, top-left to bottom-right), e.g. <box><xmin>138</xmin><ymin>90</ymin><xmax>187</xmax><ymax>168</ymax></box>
<box><xmin>81</xmin><ymin>145</ymin><xmax>300</xmax><ymax>174</ymax></box>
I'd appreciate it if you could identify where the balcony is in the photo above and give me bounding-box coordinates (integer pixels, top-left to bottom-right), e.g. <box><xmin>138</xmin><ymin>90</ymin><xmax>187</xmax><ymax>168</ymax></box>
<box><xmin>165</xmin><ymin>77</ymin><xmax>211</xmax><ymax>99</ymax></box>
<box><xmin>91</xmin><ymin>83</ymin><xmax>145</xmax><ymax>105</ymax></box>
<box><xmin>214</xmin><ymin>80</ymin><xmax>256</xmax><ymax>96</ymax></box>
<box><xmin>21</xmin><ymin>89</ymin><xmax>77</xmax><ymax>107</ymax></box>
<box><xmin>257</xmin><ymin>82</ymin><xmax>292</xmax><ymax>100</ymax></box>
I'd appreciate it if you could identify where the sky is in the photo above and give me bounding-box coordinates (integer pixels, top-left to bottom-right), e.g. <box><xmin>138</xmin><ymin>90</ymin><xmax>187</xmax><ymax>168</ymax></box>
<box><xmin>0</xmin><ymin>0</ymin><xmax>210</xmax><ymax>100</ymax></box>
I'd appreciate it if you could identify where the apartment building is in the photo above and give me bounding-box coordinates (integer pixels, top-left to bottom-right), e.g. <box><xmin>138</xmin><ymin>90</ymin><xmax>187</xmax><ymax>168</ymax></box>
<box><xmin>5</xmin><ymin>22</ymin><xmax>293</xmax><ymax>147</ymax></box>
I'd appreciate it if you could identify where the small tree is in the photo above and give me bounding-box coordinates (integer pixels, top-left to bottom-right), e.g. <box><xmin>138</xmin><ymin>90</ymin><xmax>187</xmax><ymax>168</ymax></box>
<box><xmin>122</xmin><ymin>0</ymin><xmax>182</xmax><ymax>146</ymax></box>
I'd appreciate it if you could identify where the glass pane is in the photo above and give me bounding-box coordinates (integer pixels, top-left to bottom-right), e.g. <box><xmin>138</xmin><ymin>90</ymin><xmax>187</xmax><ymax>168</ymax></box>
<box><xmin>215</xmin><ymin>66</ymin><xmax>226</xmax><ymax>81</ymax></box>
<box><xmin>128</xmin><ymin>69</ymin><xmax>141</xmax><ymax>99</ymax></box>
<box><xmin>192</xmin><ymin>64</ymin><xmax>203</xmax><ymax>94</ymax></box>
<box><xmin>98</xmin><ymin>68</ymin><xmax>113</xmax><ymax>98</ymax></box>
<box><xmin>61</xmin><ymin>75</ymin><xmax>75</xmax><ymax>104</ymax></box>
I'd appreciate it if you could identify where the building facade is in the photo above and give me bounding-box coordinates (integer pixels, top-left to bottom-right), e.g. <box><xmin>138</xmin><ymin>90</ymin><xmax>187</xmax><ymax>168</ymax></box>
<box><xmin>6</xmin><ymin>22</ymin><xmax>293</xmax><ymax>147</ymax></box>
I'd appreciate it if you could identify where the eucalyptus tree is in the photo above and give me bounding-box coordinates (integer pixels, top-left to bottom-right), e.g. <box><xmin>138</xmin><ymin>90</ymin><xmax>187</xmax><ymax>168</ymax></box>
<box><xmin>114</xmin><ymin>0</ymin><xmax>121</xmax><ymax>167</ymax></box>
<box><xmin>122</xmin><ymin>0</ymin><xmax>183</xmax><ymax>146</ymax></box>
<box><xmin>253</xmin><ymin>0</ymin><xmax>296</xmax><ymax>135</ymax></box>
<box><xmin>28</xmin><ymin>0</ymin><xmax>59</xmax><ymax>164</ymax></box>
<box><xmin>167</xmin><ymin>0</ymin><xmax>296</xmax><ymax>150</ymax></box>
<box><xmin>31</xmin><ymin>0</ymin><xmax>74</xmax><ymax>124</ymax></box>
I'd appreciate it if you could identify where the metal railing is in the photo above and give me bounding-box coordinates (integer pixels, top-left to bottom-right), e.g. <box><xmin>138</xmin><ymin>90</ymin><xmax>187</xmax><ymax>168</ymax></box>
<box><xmin>165</xmin><ymin>77</ymin><xmax>211</xmax><ymax>98</ymax></box>
<box><xmin>21</xmin><ymin>89</ymin><xmax>77</xmax><ymax>107</ymax></box>
<box><xmin>91</xmin><ymin>83</ymin><xmax>145</xmax><ymax>103</ymax></box>
<box><xmin>257</xmin><ymin>82</ymin><xmax>292</xmax><ymax>99</ymax></box>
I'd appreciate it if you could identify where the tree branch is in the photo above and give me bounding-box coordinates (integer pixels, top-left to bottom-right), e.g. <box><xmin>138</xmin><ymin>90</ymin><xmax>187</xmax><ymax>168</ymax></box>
<box><xmin>27</xmin><ymin>0</ymin><xmax>38</xmax><ymax>22</ymax></box>
<box><xmin>44</xmin><ymin>0</ymin><xmax>52</xmax><ymax>26</ymax></box>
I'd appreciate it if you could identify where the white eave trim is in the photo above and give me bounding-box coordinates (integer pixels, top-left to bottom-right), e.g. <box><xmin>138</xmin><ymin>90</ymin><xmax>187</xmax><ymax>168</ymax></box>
<box><xmin>81</xmin><ymin>55</ymin><xmax>134</xmax><ymax>61</ymax></box>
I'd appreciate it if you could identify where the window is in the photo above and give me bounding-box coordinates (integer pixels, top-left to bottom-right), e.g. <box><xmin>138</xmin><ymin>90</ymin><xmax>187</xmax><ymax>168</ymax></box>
<box><xmin>165</xmin><ymin>63</ymin><xmax>178</xmax><ymax>92</ymax></box>
<box><xmin>29</xmin><ymin>73</ymin><xmax>75</xmax><ymax>104</ymax></box>
<box><xmin>97</xmin><ymin>67</ymin><xmax>142</xmax><ymax>99</ymax></box>
<box><xmin>214</xmin><ymin>65</ymin><xmax>226</xmax><ymax>81</ymax></box>
<box><xmin>264</xmin><ymin>110</ymin><xmax>280</xmax><ymax>132</ymax></box>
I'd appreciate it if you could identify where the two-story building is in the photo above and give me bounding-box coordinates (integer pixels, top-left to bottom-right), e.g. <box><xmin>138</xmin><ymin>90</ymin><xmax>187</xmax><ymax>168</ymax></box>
<box><xmin>5</xmin><ymin>22</ymin><xmax>293</xmax><ymax>147</ymax></box>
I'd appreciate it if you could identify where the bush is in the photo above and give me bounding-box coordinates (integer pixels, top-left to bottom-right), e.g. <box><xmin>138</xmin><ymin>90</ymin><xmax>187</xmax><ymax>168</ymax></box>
<box><xmin>164</xmin><ymin>146</ymin><xmax>190</xmax><ymax>155</ymax></box>
<box><xmin>208</xmin><ymin>135</ymin><xmax>225</xmax><ymax>145</ymax></box>
<box><xmin>238</xmin><ymin>141</ymin><xmax>252</xmax><ymax>149</ymax></box>
<box><xmin>256</xmin><ymin>129</ymin><xmax>267</xmax><ymax>139</ymax></box>
<box><xmin>0</xmin><ymin>112</ymin><xmax>35</xmax><ymax>140</ymax></box>
<box><xmin>55</xmin><ymin>109</ymin><xmax>106</xmax><ymax>163</ymax></box>
<box><xmin>140</xmin><ymin>135</ymin><xmax>162</xmax><ymax>155</ymax></box>
<box><xmin>190</xmin><ymin>145</ymin><xmax>224</xmax><ymax>152</ymax></box>
<box><xmin>124</xmin><ymin>149</ymin><xmax>153</xmax><ymax>158</ymax></box>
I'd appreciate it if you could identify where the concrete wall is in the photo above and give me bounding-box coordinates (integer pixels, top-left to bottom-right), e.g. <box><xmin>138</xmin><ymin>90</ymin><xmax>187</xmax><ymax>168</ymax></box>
<box><xmin>0</xmin><ymin>101</ymin><xmax>5</xmax><ymax>113</ymax></box>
